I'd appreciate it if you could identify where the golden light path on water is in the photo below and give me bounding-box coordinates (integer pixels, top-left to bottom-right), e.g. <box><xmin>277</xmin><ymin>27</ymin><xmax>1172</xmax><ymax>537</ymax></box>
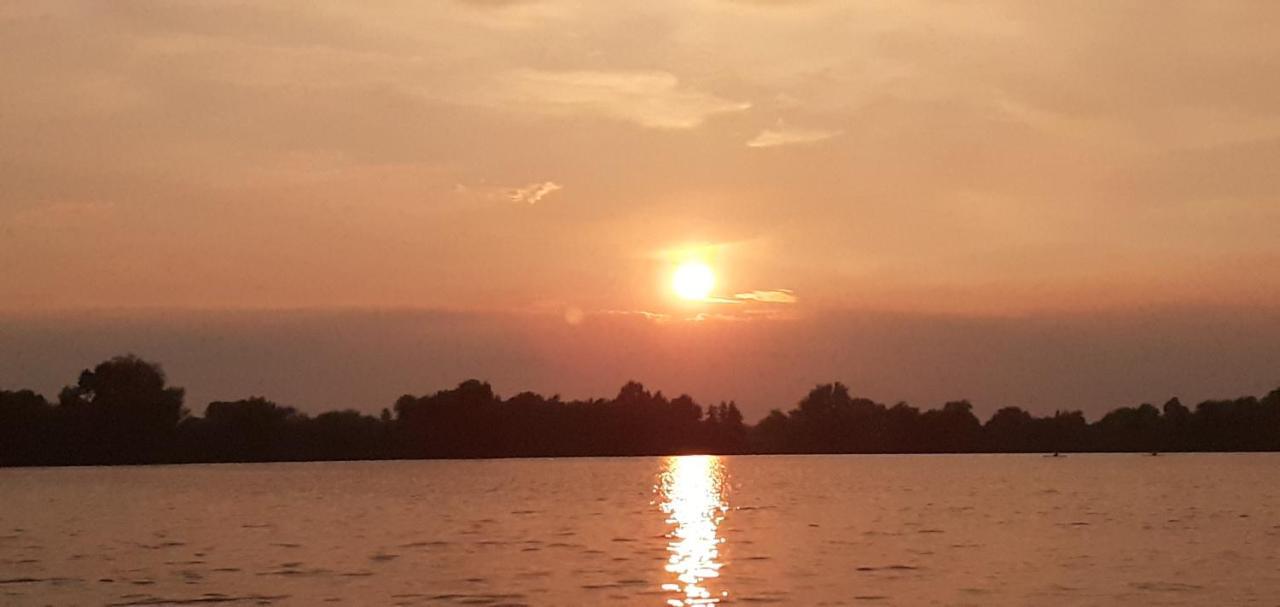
<box><xmin>658</xmin><ymin>455</ymin><xmax>729</xmax><ymax>606</ymax></box>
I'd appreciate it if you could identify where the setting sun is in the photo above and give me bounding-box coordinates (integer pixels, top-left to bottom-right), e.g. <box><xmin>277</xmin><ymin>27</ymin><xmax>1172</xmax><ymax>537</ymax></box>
<box><xmin>673</xmin><ymin>262</ymin><xmax>716</xmax><ymax>301</ymax></box>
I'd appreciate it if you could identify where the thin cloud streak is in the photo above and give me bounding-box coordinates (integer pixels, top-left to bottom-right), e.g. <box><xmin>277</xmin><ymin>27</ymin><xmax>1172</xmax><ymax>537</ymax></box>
<box><xmin>453</xmin><ymin>181</ymin><xmax>563</xmax><ymax>205</ymax></box>
<box><xmin>746</xmin><ymin>126</ymin><xmax>841</xmax><ymax>148</ymax></box>
<box><xmin>733</xmin><ymin>289</ymin><xmax>798</xmax><ymax>303</ymax></box>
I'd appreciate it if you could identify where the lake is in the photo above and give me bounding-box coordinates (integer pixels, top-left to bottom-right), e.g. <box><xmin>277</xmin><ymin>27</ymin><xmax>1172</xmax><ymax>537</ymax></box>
<box><xmin>3</xmin><ymin>454</ymin><xmax>1280</xmax><ymax>606</ymax></box>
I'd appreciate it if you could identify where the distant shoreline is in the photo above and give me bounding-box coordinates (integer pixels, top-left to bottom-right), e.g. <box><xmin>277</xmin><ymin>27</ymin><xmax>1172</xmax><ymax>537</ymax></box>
<box><xmin>4</xmin><ymin>355</ymin><xmax>1279</xmax><ymax>467</ymax></box>
<box><xmin>7</xmin><ymin>450</ymin><xmax>1280</xmax><ymax>470</ymax></box>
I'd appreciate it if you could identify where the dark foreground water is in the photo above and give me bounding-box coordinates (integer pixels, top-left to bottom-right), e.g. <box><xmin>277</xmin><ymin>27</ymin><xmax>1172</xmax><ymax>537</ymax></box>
<box><xmin>3</xmin><ymin>454</ymin><xmax>1280</xmax><ymax>606</ymax></box>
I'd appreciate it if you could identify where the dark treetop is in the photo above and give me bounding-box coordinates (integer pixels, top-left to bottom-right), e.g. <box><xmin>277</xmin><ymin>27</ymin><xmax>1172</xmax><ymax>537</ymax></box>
<box><xmin>3</xmin><ymin>355</ymin><xmax>1280</xmax><ymax>466</ymax></box>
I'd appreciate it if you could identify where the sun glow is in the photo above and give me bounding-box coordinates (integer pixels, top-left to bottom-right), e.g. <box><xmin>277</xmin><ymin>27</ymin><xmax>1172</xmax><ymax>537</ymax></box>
<box><xmin>672</xmin><ymin>261</ymin><xmax>716</xmax><ymax>301</ymax></box>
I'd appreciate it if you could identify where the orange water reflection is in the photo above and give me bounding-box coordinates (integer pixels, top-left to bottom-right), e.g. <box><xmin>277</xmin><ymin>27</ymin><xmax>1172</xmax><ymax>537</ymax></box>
<box><xmin>658</xmin><ymin>455</ymin><xmax>728</xmax><ymax>606</ymax></box>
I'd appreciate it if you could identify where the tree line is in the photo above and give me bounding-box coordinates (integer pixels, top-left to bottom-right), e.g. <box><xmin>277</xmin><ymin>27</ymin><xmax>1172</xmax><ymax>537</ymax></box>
<box><xmin>2</xmin><ymin>354</ymin><xmax>1279</xmax><ymax>466</ymax></box>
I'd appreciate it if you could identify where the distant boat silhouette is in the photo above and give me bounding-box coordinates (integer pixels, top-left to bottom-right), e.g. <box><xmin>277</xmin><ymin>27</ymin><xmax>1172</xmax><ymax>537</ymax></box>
<box><xmin>1046</xmin><ymin>451</ymin><xmax>1064</xmax><ymax>458</ymax></box>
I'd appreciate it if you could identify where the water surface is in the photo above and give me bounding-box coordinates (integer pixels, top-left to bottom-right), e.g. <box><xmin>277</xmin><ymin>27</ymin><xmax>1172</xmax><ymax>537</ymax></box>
<box><xmin>3</xmin><ymin>454</ymin><xmax>1280</xmax><ymax>605</ymax></box>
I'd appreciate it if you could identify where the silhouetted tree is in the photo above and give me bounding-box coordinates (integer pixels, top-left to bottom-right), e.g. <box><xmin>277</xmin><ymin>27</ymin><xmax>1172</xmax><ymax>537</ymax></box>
<box><xmin>1192</xmin><ymin>396</ymin><xmax>1279</xmax><ymax>451</ymax></box>
<box><xmin>310</xmin><ymin>410</ymin><xmax>387</xmax><ymax>461</ymax></box>
<box><xmin>704</xmin><ymin>401</ymin><xmax>746</xmax><ymax>453</ymax></box>
<box><xmin>1094</xmin><ymin>403</ymin><xmax>1163</xmax><ymax>452</ymax></box>
<box><xmin>985</xmin><ymin>406</ymin><xmax>1039</xmax><ymax>452</ymax></box>
<box><xmin>1043</xmin><ymin>410</ymin><xmax>1089</xmax><ymax>453</ymax></box>
<box><xmin>789</xmin><ymin>383</ymin><xmax>890</xmax><ymax>452</ymax></box>
<box><xmin>750</xmin><ymin>409</ymin><xmax>792</xmax><ymax>453</ymax></box>
<box><xmin>1160</xmin><ymin>398</ymin><xmax>1192</xmax><ymax>451</ymax></box>
<box><xmin>394</xmin><ymin>379</ymin><xmax>502</xmax><ymax>458</ymax></box>
<box><xmin>54</xmin><ymin>355</ymin><xmax>186</xmax><ymax>464</ymax></box>
<box><xmin>884</xmin><ymin>402</ymin><xmax>924</xmax><ymax>452</ymax></box>
<box><xmin>919</xmin><ymin>401</ymin><xmax>982</xmax><ymax>452</ymax></box>
<box><xmin>0</xmin><ymin>390</ymin><xmax>54</xmax><ymax>465</ymax></box>
<box><xmin>192</xmin><ymin>397</ymin><xmax>306</xmax><ymax>462</ymax></box>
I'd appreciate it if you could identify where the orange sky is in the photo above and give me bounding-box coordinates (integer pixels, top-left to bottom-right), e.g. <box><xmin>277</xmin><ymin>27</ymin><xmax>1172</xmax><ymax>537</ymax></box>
<box><xmin>2</xmin><ymin>2</ymin><xmax>1279</xmax><ymax>416</ymax></box>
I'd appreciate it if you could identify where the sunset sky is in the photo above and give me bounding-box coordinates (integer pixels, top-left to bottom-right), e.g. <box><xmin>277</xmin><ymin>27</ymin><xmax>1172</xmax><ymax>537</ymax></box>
<box><xmin>3</xmin><ymin>2</ymin><xmax>1279</xmax><ymax>418</ymax></box>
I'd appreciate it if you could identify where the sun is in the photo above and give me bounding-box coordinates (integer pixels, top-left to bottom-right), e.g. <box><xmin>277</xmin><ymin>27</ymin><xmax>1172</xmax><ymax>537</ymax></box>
<box><xmin>672</xmin><ymin>261</ymin><xmax>715</xmax><ymax>301</ymax></box>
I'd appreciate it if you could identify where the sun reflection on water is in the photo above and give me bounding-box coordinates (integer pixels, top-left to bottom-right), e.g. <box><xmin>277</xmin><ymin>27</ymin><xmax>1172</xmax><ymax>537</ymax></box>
<box><xmin>658</xmin><ymin>455</ymin><xmax>728</xmax><ymax>606</ymax></box>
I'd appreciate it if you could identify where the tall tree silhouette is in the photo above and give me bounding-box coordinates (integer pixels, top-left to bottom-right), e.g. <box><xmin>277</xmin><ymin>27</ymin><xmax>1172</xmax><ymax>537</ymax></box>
<box><xmin>55</xmin><ymin>355</ymin><xmax>186</xmax><ymax>464</ymax></box>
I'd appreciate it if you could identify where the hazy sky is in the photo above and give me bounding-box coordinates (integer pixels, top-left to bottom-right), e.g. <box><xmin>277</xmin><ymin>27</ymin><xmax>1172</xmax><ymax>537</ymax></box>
<box><xmin>2</xmin><ymin>2</ymin><xmax>1279</xmax><ymax>419</ymax></box>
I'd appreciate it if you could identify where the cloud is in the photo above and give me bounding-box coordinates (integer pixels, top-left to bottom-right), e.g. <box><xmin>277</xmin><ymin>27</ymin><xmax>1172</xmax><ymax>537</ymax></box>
<box><xmin>506</xmin><ymin>181</ymin><xmax>563</xmax><ymax>205</ymax></box>
<box><xmin>598</xmin><ymin>309</ymin><xmax>671</xmax><ymax>322</ymax></box>
<box><xmin>734</xmin><ymin>289</ymin><xmax>798</xmax><ymax>303</ymax></box>
<box><xmin>455</xmin><ymin>181</ymin><xmax>563</xmax><ymax>205</ymax></box>
<box><xmin>746</xmin><ymin>125</ymin><xmax>841</xmax><ymax>148</ymax></box>
<box><xmin>490</xmin><ymin>69</ymin><xmax>750</xmax><ymax>129</ymax></box>
<box><xmin>594</xmin><ymin>307</ymin><xmax>793</xmax><ymax>323</ymax></box>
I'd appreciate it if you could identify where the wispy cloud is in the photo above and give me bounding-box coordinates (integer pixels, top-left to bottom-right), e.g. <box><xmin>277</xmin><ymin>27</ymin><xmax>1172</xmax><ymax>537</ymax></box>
<box><xmin>598</xmin><ymin>309</ymin><xmax>671</xmax><ymax>322</ymax></box>
<box><xmin>699</xmin><ymin>289</ymin><xmax>798</xmax><ymax>305</ymax></box>
<box><xmin>506</xmin><ymin>181</ymin><xmax>562</xmax><ymax>204</ymax></box>
<box><xmin>746</xmin><ymin>125</ymin><xmax>841</xmax><ymax>148</ymax></box>
<box><xmin>592</xmin><ymin>307</ymin><xmax>795</xmax><ymax>323</ymax></box>
<box><xmin>455</xmin><ymin>180</ymin><xmax>563</xmax><ymax>205</ymax></box>
<box><xmin>733</xmin><ymin>289</ymin><xmax>798</xmax><ymax>303</ymax></box>
<box><xmin>491</xmin><ymin>69</ymin><xmax>750</xmax><ymax>129</ymax></box>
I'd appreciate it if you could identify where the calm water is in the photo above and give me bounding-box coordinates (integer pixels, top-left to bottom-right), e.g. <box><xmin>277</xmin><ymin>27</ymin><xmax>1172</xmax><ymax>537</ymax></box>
<box><xmin>3</xmin><ymin>454</ymin><xmax>1280</xmax><ymax>606</ymax></box>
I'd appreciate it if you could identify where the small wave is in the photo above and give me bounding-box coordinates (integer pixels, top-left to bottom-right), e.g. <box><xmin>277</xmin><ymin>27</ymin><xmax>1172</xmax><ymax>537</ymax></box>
<box><xmin>105</xmin><ymin>594</ymin><xmax>290</xmax><ymax>606</ymax></box>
